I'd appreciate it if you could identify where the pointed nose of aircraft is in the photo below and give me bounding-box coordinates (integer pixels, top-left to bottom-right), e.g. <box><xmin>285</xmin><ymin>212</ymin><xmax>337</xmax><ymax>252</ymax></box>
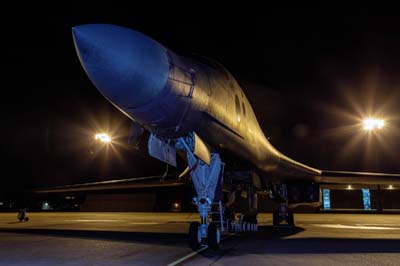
<box><xmin>72</xmin><ymin>24</ymin><xmax>169</xmax><ymax>108</ymax></box>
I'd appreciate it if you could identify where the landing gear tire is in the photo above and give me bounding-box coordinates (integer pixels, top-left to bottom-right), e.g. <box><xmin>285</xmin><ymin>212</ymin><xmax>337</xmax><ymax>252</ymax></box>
<box><xmin>273</xmin><ymin>212</ymin><xmax>280</xmax><ymax>226</ymax></box>
<box><xmin>287</xmin><ymin>212</ymin><xmax>294</xmax><ymax>226</ymax></box>
<box><xmin>207</xmin><ymin>223</ymin><xmax>220</xmax><ymax>250</ymax></box>
<box><xmin>188</xmin><ymin>222</ymin><xmax>202</xmax><ymax>250</ymax></box>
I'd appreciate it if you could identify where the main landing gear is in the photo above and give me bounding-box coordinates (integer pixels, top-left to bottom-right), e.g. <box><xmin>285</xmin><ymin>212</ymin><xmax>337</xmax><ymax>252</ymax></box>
<box><xmin>272</xmin><ymin>184</ymin><xmax>295</xmax><ymax>227</ymax></box>
<box><xmin>17</xmin><ymin>209</ymin><xmax>29</xmax><ymax>222</ymax></box>
<box><xmin>273</xmin><ymin>204</ymin><xmax>294</xmax><ymax>227</ymax></box>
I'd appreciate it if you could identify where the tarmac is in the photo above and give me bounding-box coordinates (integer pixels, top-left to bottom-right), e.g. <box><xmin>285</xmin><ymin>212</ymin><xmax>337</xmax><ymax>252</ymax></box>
<box><xmin>0</xmin><ymin>212</ymin><xmax>399</xmax><ymax>265</ymax></box>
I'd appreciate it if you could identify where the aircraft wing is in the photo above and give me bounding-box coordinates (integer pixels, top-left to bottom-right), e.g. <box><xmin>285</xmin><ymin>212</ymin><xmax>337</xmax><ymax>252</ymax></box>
<box><xmin>32</xmin><ymin>175</ymin><xmax>184</xmax><ymax>193</ymax></box>
<box><xmin>277</xmin><ymin>153</ymin><xmax>400</xmax><ymax>185</ymax></box>
<box><xmin>317</xmin><ymin>170</ymin><xmax>400</xmax><ymax>185</ymax></box>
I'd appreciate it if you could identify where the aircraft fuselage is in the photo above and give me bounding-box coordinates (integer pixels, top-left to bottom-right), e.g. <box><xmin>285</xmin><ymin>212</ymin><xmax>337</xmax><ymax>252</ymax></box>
<box><xmin>73</xmin><ymin>24</ymin><xmax>320</xmax><ymax>182</ymax></box>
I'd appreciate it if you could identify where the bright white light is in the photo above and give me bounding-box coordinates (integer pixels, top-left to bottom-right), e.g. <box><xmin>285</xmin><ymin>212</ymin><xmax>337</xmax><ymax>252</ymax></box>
<box><xmin>388</xmin><ymin>185</ymin><xmax>394</xmax><ymax>190</ymax></box>
<box><xmin>173</xmin><ymin>203</ymin><xmax>179</xmax><ymax>208</ymax></box>
<box><xmin>347</xmin><ymin>185</ymin><xmax>353</xmax><ymax>190</ymax></box>
<box><xmin>95</xmin><ymin>133</ymin><xmax>111</xmax><ymax>143</ymax></box>
<box><xmin>363</xmin><ymin>118</ymin><xmax>385</xmax><ymax>131</ymax></box>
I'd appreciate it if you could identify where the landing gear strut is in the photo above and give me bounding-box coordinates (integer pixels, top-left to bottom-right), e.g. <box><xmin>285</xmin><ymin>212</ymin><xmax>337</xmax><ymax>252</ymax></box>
<box><xmin>179</xmin><ymin>137</ymin><xmax>224</xmax><ymax>250</ymax></box>
<box><xmin>272</xmin><ymin>184</ymin><xmax>295</xmax><ymax>227</ymax></box>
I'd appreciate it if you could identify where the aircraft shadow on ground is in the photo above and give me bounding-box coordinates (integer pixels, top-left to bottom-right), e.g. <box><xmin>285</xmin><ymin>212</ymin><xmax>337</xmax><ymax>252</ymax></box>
<box><xmin>0</xmin><ymin>225</ymin><xmax>304</xmax><ymax>248</ymax></box>
<box><xmin>2</xmin><ymin>226</ymin><xmax>400</xmax><ymax>254</ymax></box>
<box><xmin>257</xmin><ymin>225</ymin><xmax>305</xmax><ymax>238</ymax></box>
<box><xmin>214</xmin><ymin>225</ymin><xmax>400</xmax><ymax>255</ymax></box>
<box><xmin>0</xmin><ymin>228</ymin><xmax>188</xmax><ymax>247</ymax></box>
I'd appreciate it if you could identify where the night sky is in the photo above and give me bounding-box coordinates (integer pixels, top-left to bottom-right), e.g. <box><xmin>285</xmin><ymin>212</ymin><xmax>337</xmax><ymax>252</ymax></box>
<box><xmin>2</xmin><ymin>7</ymin><xmax>400</xmax><ymax>191</ymax></box>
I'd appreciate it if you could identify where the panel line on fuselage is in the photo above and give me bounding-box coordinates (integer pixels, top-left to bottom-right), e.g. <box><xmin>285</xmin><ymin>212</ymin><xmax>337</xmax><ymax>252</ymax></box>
<box><xmin>203</xmin><ymin>112</ymin><xmax>244</xmax><ymax>140</ymax></box>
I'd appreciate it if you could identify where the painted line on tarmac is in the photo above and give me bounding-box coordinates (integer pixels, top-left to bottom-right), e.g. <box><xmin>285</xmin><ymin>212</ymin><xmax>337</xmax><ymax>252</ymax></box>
<box><xmin>358</xmin><ymin>223</ymin><xmax>400</xmax><ymax>226</ymax></box>
<box><xmin>129</xmin><ymin>222</ymin><xmax>161</xmax><ymax>225</ymax></box>
<box><xmin>166</xmin><ymin>234</ymin><xmax>235</xmax><ymax>266</ymax></box>
<box><xmin>64</xmin><ymin>219</ymin><xmax>127</xmax><ymax>222</ymax></box>
<box><xmin>167</xmin><ymin>245</ymin><xmax>208</xmax><ymax>266</ymax></box>
<box><xmin>64</xmin><ymin>220</ymin><xmax>162</xmax><ymax>225</ymax></box>
<box><xmin>311</xmin><ymin>224</ymin><xmax>400</xmax><ymax>230</ymax></box>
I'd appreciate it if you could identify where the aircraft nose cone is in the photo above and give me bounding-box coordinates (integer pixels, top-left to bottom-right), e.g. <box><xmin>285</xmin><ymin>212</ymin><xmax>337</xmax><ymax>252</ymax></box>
<box><xmin>72</xmin><ymin>24</ymin><xmax>169</xmax><ymax>108</ymax></box>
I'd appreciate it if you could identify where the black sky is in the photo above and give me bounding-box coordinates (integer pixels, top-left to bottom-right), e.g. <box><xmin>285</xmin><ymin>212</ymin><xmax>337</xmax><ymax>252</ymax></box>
<box><xmin>2</xmin><ymin>7</ymin><xmax>400</xmax><ymax>191</ymax></box>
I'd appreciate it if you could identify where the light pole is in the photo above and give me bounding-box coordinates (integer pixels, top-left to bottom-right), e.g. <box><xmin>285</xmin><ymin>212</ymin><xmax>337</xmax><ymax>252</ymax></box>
<box><xmin>362</xmin><ymin>117</ymin><xmax>385</xmax><ymax>171</ymax></box>
<box><xmin>362</xmin><ymin>117</ymin><xmax>385</xmax><ymax>213</ymax></box>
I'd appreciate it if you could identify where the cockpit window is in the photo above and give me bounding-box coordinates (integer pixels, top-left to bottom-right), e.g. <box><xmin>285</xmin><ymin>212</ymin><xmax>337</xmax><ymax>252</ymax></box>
<box><xmin>191</xmin><ymin>54</ymin><xmax>219</xmax><ymax>69</ymax></box>
<box><xmin>190</xmin><ymin>54</ymin><xmax>230</xmax><ymax>80</ymax></box>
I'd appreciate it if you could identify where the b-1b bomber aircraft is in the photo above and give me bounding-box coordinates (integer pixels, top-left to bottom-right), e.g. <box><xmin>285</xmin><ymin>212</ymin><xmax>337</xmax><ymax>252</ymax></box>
<box><xmin>38</xmin><ymin>24</ymin><xmax>400</xmax><ymax>250</ymax></box>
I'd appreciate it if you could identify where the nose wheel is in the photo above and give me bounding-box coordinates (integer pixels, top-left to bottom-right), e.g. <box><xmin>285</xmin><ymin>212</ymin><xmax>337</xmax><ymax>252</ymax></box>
<box><xmin>188</xmin><ymin>222</ymin><xmax>221</xmax><ymax>250</ymax></box>
<box><xmin>207</xmin><ymin>223</ymin><xmax>221</xmax><ymax>250</ymax></box>
<box><xmin>188</xmin><ymin>222</ymin><xmax>202</xmax><ymax>250</ymax></box>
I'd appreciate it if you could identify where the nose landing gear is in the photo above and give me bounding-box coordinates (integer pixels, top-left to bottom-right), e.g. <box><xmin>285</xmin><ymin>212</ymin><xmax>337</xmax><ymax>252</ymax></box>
<box><xmin>180</xmin><ymin>136</ymin><xmax>225</xmax><ymax>250</ymax></box>
<box><xmin>180</xmin><ymin>137</ymin><xmax>260</xmax><ymax>250</ymax></box>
